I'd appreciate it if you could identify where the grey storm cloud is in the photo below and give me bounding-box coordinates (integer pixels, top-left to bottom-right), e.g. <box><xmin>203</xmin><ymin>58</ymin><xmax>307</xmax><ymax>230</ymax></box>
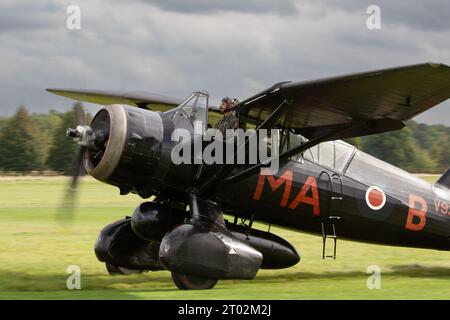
<box><xmin>316</xmin><ymin>0</ymin><xmax>450</xmax><ymax>31</ymax></box>
<box><xmin>0</xmin><ymin>0</ymin><xmax>450</xmax><ymax>125</ymax></box>
<box><xmin>0</xmin><ymin>2</ymin><xmax>61</xmax><ymax>32</ymax></box>
<box><xmin>137</xmin><ymin>0</ymin><xmax>298</xmax><ymax>15</ymax></box>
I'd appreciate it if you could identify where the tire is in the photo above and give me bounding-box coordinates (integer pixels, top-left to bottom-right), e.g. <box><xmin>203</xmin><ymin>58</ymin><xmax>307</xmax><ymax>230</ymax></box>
<box><xmin>171</xmin><ymin>272</ymin><xmax>218</xmax><ymax>290</ymax></box>
<box><xmin>105</xmin><ymin>263</ymin><xmax>143</xmax><ymax>275</ymax></box>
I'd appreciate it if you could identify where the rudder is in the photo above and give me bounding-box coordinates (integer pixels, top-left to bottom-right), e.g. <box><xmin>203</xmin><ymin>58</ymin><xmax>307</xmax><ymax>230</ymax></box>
<box><xmin>436</xmin><ymin>167</ymin><xmax>450</xmax><ymax>189</ymax></box>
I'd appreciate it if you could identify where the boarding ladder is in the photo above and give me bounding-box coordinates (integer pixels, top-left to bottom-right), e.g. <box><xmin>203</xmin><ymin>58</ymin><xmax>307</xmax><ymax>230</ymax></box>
<box><xmin>318</xmin><ymin>171</ymin><xmax>343</xmax><ymax>259</ymax></box>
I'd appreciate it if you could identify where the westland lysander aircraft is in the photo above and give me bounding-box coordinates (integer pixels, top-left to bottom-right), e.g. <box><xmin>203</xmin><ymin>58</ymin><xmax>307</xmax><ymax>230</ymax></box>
<box><xmin>48</xmin><ymin>62</ymin><xmax>450</xmax><ymax>290</ymax></box>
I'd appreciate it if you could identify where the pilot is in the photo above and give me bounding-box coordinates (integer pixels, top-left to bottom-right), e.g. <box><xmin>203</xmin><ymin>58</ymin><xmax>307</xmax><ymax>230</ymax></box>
<box><xmin>214</xmin><ymin>97</ymin><xmax>239</xmax><ymax>136</ymax></box>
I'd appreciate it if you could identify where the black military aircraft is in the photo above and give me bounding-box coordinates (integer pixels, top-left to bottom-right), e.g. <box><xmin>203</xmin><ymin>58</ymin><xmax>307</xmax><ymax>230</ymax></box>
<box><xmin>47</xmin><ymin>62</ymin><xmax>450</xmax><ymax>290</ymax></box>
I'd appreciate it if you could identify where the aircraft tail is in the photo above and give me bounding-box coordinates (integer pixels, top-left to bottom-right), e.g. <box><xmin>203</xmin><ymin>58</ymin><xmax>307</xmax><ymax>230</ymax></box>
<box><xmin>435</xmin><ymin>168</ymin><xmax>450</xmax><ymax>189</ymax></box>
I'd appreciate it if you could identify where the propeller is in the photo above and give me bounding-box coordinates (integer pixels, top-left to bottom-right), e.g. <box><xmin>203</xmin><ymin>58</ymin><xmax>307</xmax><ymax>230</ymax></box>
<box><xmin>66</xmin><ymin>124</ymin><xmax>94</xmax><ymax>190</ymax></box>
<box><xmin>56</xmin><ymin>106</ymin><xmax>95</xmax><ymax>225</ymax></box>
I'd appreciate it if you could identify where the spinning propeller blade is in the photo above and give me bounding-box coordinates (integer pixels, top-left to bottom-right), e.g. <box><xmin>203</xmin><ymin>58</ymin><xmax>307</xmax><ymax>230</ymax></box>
<box><xmin>56</xmin><ymin>106</ymin><xmax>92</xmax><ymax>225</ymax></box>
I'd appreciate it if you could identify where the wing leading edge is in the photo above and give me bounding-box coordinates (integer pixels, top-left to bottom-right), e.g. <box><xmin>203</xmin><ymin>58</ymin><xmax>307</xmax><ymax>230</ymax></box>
<box><xmin>47</xmin><ymin>62</ymin><xmax>450</xmax><ymax>139</ymax></box>
<box><xmin>46</xmin><ymin>88</ymin><xmax>183</xmax><ymax>112</ymax></box>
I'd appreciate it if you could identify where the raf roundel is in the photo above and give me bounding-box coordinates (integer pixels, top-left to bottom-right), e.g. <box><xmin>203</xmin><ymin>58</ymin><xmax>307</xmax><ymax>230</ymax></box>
<box><xmin>365</xmin><ymin>186</ymin><xmax>386</xmax><ymax>211</ymax></box>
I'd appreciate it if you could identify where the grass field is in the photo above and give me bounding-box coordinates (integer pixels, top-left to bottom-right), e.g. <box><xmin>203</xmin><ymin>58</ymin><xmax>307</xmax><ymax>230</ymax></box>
<box><xmin>0</xmin><ymin>176</ymin><xmax>449</xmax><ymax>300</ymax></box>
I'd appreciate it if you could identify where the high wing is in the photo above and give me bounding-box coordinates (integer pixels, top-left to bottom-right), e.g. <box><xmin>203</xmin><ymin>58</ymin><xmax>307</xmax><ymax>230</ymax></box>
<box><xmin>46</xmin><ymin>88</ymin><xmax>183</xmax><ymax>112</ymax></box>
<box><xmin>237</xmin><ymin>62</ymin><xmax>450</xmax><ymax>139</ymax></box>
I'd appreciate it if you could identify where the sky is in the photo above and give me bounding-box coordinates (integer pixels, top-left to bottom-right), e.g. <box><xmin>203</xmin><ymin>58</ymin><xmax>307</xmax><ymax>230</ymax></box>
<box><xmin>1</xmin><ymin>0</ymin><xmax>450</xmax><ymax>125</ymax></box>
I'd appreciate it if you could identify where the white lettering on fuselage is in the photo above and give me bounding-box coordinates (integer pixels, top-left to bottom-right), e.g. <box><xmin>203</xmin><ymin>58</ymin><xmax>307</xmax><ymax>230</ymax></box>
<box><xmin>434</xmin><ymin>197</ymin><xmax>450</xmax><ymax>216</ymax></box>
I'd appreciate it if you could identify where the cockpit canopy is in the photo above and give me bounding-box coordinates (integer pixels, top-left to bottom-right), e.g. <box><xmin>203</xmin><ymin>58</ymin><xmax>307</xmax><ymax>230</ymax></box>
<box><xmin>168</xmin><ymin>91</ymin><xmax>209</xmax><ymax>131</ymax></box>
<box><xmin>278</xmin><ymin>130</ymin><xmax>355</xmax><ymax>173</ymax></box>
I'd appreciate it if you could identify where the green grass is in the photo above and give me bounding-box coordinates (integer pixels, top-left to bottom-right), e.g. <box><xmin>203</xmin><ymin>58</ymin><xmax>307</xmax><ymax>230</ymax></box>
<box><xmin>0</xmin><ymin>176</ymin><xmax>449</xmax><ymax>300</ymax></box>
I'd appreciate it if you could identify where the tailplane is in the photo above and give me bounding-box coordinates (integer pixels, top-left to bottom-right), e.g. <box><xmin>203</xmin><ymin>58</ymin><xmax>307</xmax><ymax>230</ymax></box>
<box><xmin>436</xmin><ymin>168</ymin><xmax>450</xmax><ymax>189</ymax></box>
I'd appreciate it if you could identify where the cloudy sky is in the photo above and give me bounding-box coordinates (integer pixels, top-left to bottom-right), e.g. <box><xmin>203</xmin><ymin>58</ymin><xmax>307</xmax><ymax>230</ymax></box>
<box><xmin>1</xmin><ymin>0</ymin><xmax>450</xmax><ymax>124</ymax></box>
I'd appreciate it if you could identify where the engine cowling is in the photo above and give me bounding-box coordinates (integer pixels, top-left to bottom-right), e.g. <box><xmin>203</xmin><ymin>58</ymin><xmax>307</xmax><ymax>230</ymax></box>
<box><xmin>84</xmin><ymin>105</ymin><xmax>168</xmax><ymax>197</ymax></box>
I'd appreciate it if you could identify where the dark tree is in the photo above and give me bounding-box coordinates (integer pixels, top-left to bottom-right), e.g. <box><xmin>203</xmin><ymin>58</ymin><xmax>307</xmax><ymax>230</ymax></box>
<box><xmin>47</xmin><ymin>103</ymin><xmax>85</xmax><ymax>175</ymax></box>
<box><xmin>360</xmin><ymin>126</ymin><xmax>438</xmax><ymax>173</ymax></box>
<box><xmin>0</xmin><ymin>106</ymin><xmax>47</xmax><ymax>172</ymax></box>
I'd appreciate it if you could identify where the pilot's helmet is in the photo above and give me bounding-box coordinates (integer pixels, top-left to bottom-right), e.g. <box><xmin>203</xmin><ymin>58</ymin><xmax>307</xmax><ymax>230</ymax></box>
<box><xmin>221</xmin><ymin>97</ymin><xmax>233</xmax><ymax>106</ymax></box>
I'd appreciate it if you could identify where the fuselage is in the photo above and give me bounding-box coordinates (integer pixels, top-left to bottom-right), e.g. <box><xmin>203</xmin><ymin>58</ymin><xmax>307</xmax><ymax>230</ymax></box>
<box><xmin>219</xmin><ymin>142</ymin><xmax>450</xmax><ymax>251</ymax></box>
<box><xmin>82</xmin><ymin>102</ymin><xmax>450</xmax><ymax>252</ymax></box>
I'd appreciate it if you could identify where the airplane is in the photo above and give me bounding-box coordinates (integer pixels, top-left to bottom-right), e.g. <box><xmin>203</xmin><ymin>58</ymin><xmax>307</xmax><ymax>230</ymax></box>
<box><xmin>47</xmin><ymin>62</ymin><xmax>450</xmax><ymax>290</ymax></box>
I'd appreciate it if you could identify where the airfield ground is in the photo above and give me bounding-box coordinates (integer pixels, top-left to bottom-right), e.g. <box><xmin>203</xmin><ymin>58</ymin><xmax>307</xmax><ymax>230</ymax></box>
<box><xmin>0</xmin><ymin>176</ymin><xmax>449</xmax><ymax>299</ymax></box>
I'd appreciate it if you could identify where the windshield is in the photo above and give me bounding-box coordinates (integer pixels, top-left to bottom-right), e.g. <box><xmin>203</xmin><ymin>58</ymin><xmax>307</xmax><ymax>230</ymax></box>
<box><xmin>177</xmin><ymin>91</ymin><xmax>209</xmax><ymax>130</ymax></box>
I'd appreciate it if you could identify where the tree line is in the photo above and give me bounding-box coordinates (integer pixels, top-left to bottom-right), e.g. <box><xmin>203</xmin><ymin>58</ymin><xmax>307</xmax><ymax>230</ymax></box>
<box><xmin>0</xmin><ymin>104</ymin><xmax>83</xmax><ymax>174</ymax></box>
<box><xmin>346</xmin><ymin>121</ymin><xmax>450</xmax><ymax>173</ymax></box>
<box><xmin>0</xmin><ymin>104</ymin><xmax>449</xmax><ymax>174</ymax></box>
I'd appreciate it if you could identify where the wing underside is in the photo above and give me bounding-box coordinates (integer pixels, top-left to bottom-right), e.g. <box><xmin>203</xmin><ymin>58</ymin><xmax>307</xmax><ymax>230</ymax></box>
<box><xmin>238</xmin><ymin>62</ymin><xmax>450</xmax><ymax>138</ymax></box>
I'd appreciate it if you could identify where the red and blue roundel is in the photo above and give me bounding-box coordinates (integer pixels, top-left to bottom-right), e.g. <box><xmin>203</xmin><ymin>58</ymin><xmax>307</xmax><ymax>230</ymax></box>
<box><xmin>365</xmin><ymin>186</ymin><xmax>386</xmax><ymax>210</ymax></box>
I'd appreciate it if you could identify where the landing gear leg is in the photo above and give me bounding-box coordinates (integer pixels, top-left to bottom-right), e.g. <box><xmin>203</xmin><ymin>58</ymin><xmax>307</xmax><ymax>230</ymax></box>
<box><xmin>171</xmin><ymin>272</ymin><xmax>218</xmax><ymax>290</ymax></box>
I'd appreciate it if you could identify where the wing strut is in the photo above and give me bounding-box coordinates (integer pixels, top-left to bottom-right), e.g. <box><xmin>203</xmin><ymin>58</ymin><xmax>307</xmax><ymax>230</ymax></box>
<box><xmin>221</xmin><ymin>120</ymin><xmax>366</xmax><ymax>188</ymax></box>
<box><xmin>197</xmin><ymin>98</ymin><xmax>290</xmax><ymax>196</ymax></box>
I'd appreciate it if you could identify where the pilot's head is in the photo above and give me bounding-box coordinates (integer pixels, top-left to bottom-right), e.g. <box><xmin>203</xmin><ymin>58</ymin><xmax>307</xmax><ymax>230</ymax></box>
<box><xmin>220</xmin><ymin>97</ymin><xmax>233</xmax><ymax>114</ymax></box>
